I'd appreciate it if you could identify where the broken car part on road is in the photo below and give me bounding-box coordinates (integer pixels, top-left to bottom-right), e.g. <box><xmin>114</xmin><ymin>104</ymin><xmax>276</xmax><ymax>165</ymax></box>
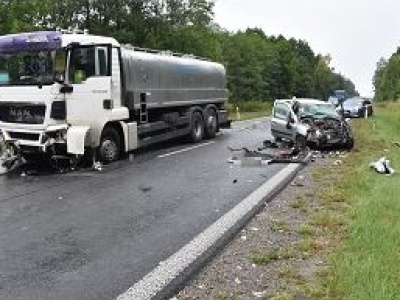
<box><xmin>0</xmin><ymin>135</ymin><xmax>25</xmax><ymax>174</ymax></box>
<box><xmin>228</xmin><ymin>140</ymin><xmax>311</xmax><ymax>167</ymax></box>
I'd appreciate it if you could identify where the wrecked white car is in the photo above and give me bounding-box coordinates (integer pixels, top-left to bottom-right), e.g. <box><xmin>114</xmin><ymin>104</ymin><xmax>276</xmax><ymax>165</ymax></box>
<box><xmin>271</xmin><ymin>98</ymin><xmax>354</xmax><ymax>149</ymax></box>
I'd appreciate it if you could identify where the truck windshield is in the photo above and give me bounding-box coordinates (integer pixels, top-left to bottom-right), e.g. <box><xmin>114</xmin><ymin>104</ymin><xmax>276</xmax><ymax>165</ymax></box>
<box><xmin>0</xmin><ymin>49</ymin><xmax>66</xmax><ymax>86</ymax></box>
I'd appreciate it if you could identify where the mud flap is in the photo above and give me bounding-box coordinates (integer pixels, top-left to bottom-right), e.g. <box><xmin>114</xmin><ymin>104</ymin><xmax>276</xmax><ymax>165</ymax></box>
<box><xmin>66</xmin><ymin>126</ymin><xmax>90</xmax><ymax>155</ymax></box>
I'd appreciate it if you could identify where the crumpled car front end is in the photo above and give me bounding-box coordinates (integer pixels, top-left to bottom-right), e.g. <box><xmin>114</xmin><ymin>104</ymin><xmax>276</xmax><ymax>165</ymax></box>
<box><xmin>301</xmin><ymin>117</ymin><xmax>354</xmax><ymax>149</ymax></box>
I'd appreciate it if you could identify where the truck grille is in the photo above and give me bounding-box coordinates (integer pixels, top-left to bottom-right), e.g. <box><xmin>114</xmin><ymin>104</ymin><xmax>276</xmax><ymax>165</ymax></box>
<box><xmin>0</xmin><ymin>104</ymin><xmax>46</xmax><ymax>124</ymax></box>
<box><xmin>8</xmin><ymin>132</ymin><xmax>41</xmax><ymax>141</ymax></box>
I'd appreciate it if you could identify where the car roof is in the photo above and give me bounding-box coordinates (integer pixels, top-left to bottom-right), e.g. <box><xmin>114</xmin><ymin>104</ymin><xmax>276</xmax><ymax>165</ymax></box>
<box><xmin>274</xmin><ymin>98</ymin><xmax>327</xmax><ymax>106</ymax></box>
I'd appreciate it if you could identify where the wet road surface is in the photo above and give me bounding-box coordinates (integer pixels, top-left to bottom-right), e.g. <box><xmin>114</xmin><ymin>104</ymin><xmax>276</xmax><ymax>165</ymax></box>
<box><xmin>0</xmin><ymin>118</ymin><xmax>287</xmax><ymax>300</ymax></box>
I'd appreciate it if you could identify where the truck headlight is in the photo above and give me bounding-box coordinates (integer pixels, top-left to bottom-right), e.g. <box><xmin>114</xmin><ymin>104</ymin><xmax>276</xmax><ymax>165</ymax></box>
<box><xmin>42</xmin><ymin>129</ymin><xmax>67</xmax><ymax>144</ymax></box>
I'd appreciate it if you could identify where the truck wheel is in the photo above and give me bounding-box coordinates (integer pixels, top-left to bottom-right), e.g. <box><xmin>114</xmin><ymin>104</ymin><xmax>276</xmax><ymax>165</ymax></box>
<box><xmin>204</xmin><ymin>109</ymin><xmax>218</xmax><ymax>139</ymax></box>
<box><xmin>98</xmin><ymin>127</ymin><xmax>121</xmax><ymax>163</ymax></box>
<box><xmin>189</xmin><ymin>111</ymin><xmax>204</xmax><ymax>142</ymax></box>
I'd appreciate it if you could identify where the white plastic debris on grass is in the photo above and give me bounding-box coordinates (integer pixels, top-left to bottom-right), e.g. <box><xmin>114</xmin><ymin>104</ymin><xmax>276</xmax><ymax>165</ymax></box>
<box><xmin>369</xmin><ymin>157</ymin><xmax>395</xmax><ymax>175</ymax></box>
<box><xmin>252</xmin><ymin>291</ymin><xmax>267</xmax><ymax>298</ymax></box>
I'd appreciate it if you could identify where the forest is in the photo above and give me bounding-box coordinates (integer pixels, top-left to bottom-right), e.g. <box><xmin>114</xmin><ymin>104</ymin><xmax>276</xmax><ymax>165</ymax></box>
<box><xmin>0</xmin><ymin>0</ymin><xmax>359</xmax><ymax>102</ymax></box>
<box><xmin>373</xmin><ymin>49</ymin><xmax>400</xmax><ymax>102</ymax></box>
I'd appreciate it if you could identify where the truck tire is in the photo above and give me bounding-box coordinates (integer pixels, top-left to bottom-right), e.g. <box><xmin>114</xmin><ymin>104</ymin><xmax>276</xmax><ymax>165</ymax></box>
<box><xmin>204</xmin><ymin>108</ymin><xmax>218</xmax><ymax>139</ymax></box>
<box><xmin>98</xmin><ymin>126</ymin><xmax>121</xmax><ymax>163</ymax></box>
<box><xmin>189</xmin><ymin>111</ymin><xmax>204</xmax><ymax>142</ymax></box>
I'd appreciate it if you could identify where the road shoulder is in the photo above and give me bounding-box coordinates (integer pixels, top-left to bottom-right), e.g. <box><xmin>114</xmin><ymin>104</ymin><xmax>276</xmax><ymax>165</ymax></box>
<box><xmin>177</xmin><ymin>154</ymin><xmax>339</xmax><ymax>300</ymax></box>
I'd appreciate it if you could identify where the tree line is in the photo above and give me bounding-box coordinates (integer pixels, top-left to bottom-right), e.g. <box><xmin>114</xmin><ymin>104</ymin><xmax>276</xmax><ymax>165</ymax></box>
<box><xmin>0</xmin><ymin>0</ymin><xmax>358</xmax><ymax>102</ymax></box>
<box><xmin>373</xmin><ymin>49</ymin><xmax>400</xmax><ymax>102</ymax></box>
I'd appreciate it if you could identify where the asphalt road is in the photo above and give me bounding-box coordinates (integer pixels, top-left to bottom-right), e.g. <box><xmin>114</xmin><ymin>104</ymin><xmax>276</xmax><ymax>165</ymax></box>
<box><xmin>0</xmin><ymin>118</ymin><xmax>286</xmax><ymax>300</ymax></box>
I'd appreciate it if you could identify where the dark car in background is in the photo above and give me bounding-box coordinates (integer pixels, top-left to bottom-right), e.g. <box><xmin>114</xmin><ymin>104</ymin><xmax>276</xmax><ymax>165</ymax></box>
<box><xmin>340</xmin><ymin>97</ymin><xmax>373</xmax><ymax>118</ymax></box>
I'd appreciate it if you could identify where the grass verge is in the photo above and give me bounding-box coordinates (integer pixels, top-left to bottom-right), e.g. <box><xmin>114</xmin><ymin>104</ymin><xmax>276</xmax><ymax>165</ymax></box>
<box><xmin>325</xmin><ymin>102</ymin><xmax>400</xmax><ymax>299</ymax></box>
<box><xmin>227</xmin><ymin>100</ymin><xmax>272</xmax><ymax>121</ymax></box>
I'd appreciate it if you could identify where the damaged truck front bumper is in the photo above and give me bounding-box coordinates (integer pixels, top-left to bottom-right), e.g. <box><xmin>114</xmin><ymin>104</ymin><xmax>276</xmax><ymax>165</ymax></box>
<box><xmin>0</xmin><ymin>125</ymin><xmax>69</xmax><ymax>173</ymax></box>
<box><xmin>0</xmin><ymin>124</ymin><xmax>69</xmax><ymax>155</ymax></box>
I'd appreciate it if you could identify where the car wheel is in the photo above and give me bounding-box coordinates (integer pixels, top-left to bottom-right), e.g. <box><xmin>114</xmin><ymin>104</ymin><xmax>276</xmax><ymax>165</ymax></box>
<box><xmin>342</xmin><ymin>123</ymin><xmax>354</xmax><ymax>149</ymax></box>
<box><xmin>344</xmin><ymin>137</ymin><xmax>354</xmax><ymax>149</ymax></box>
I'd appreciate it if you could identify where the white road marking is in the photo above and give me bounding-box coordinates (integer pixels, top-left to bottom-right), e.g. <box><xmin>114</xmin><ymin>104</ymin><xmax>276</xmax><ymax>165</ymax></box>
<box><xmin>157</xmin><ymin>141</ymin><xmax>215</xmax><ymax>159</ymax></box>
<box><xmin>116</xmin><ymin>163</ymin><xmax>303</xmax><ymax>300</ymax></box>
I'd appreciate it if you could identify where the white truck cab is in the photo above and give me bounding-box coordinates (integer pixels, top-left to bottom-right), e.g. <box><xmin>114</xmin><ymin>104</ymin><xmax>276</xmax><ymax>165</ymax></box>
<box><xmin>0</xmin><ymin>30</ymin><xmax>126</xmax><ymax>158</ymax></box>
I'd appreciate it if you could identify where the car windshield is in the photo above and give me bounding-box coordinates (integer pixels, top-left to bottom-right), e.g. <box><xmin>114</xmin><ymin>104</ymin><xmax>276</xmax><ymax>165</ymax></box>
<box><xmin>299</xmin><ymin>102</ymin><xmax>339</xmax><ymax>118</ymax></box>
<box><xmin>0</xmin><ymin>49</ymin><xmax>66</xmax><ymax>86</ymax></box>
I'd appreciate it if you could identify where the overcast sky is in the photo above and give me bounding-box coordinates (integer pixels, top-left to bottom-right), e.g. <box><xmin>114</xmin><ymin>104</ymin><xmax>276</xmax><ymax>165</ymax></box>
<box><xmin>214</xmin><ymin>0</ymin><xmax>400</xmax><ymax>97</ymax></box>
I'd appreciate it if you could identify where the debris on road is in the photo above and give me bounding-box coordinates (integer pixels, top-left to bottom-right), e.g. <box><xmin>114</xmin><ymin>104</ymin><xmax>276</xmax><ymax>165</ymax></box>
<box><xmin>138</xmin><ymin>185</ymin><xmax>153</xmax><ymax>193</ymax></box>
<box><xmin>333</xmin><ymin>160</ymin><xmax>343</xmax><ymax>166</ymax></box>
<box><xmin>93</xmin><ymin>161</ymin><xmax>103</xmax><ymax>172</ymax></box>
<box><xmin>0</xmin><ymin>137</ymin><xmax>26</xmax><ymax>175</ymax></box>
<box><xmin>262</xmin><ymin>139</ymin><xmax>279</xmax><ymax>148</ymax></box>
<box><xmin>228</xmin><ymin>141</ymin><xmax>310</xmax><ymax>167</ymax></box>
<box><xmin>252</xmin><ymin>290</ymin><xmax>267</xmax><ymax>298</ymax></box>
<box><xmin>369</xmin><ymin>157</ymin><xmax>395</xmax><ymax>175</ymax></box>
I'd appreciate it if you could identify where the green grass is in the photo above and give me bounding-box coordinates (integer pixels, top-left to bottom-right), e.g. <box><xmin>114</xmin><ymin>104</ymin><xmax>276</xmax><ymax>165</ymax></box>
<box><xmin>270</xmin><ymin>218</ymin><xmax>290</xmax><ymax>232</ymax></box>
<box><xmin>227</xmin><ymin>100</ymin><xmax>272</xmax><ymax>121</ymax></box>
<box><xmin>298</xmin><ymin>223</ymin><xmax>316</xmax><ymax>237</ymax></box>
<box><xmin>278</xmin><ymin>266</ymin><xmax>305</xmax><ymax>283</ymax></box>
<box><xmin>326</xmin><ymin>102</ymin><xmax>400</xmax><ymax>299</ymax></box>
<box><xmin>214</xmin><ymin>290</ymin><xmax>229</xmax><ymax>300</ymax></box>
<box><xmin>251</xmin><ymin>248</ymin><xmax>280</xmax><ymax>265</ymax></box>
<box><xmin>291</xmin><ymin>197</ymin><xmax>308</xmax><ymax>213</ymax></box>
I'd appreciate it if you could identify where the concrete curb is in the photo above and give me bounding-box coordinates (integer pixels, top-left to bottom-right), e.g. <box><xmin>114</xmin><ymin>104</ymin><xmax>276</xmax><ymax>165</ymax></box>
<box><xmin>116</xmin><ymin>158</ymin><xmax>309</xmax><ymax>300</ymax></box>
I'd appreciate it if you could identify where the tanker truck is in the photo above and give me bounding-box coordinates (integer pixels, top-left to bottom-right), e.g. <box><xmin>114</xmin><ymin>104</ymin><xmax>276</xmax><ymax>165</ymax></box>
<box><xmin>0</xmin><ymin>29</ymin><xmax>229</xmax><ymax>171</ymax></box>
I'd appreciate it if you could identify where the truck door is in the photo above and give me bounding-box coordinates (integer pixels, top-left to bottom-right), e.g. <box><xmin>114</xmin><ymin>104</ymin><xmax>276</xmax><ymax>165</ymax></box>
<box><xmin>65</xmin><ymin>45</ymin><xmax>112</xmax><ymax>146</ymax></box>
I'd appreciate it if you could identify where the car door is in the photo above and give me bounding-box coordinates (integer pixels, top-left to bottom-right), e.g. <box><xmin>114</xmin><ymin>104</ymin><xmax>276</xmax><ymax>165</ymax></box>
<box><xmin>271</xmin><ymin>102</ymin><xmax>293</xmax><ymax>140</ymax></box>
